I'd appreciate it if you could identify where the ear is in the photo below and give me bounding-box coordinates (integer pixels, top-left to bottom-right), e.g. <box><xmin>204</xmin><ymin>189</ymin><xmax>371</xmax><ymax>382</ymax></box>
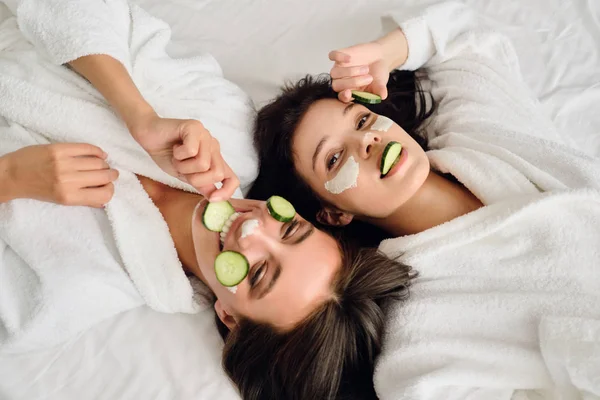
<box><xmin>214</xmin><ymin>300</ymin><xmax>238</xmax><ymax>331</ymax></box>
<box><xmin>316</xmin><ymin>206</ymin><xmax>354</xmax><ymax>226</ymax></box>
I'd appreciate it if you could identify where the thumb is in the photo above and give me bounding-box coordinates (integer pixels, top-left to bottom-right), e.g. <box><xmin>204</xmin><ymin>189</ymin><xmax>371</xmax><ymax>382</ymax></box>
<box><xmin>197</xmin><ymin>184</ymin><xmax>218</xmax><ymax>199</ymax></box>
<box><xmin>372</xmin><ymin>82</ymin><xmax>388</xmax><ymax>100</ymax></box>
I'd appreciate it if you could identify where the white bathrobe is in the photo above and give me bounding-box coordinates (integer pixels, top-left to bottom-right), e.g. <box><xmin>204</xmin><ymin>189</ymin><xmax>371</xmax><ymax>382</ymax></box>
<box><xmin>0</xmin><ymin>0</ymin><xmax>256</xmax><ymax>351</ymax></box>
<box><xmin>374</xmin><ymin>3</ymin><xmax>600</xmax><ymax>400</ymax></box>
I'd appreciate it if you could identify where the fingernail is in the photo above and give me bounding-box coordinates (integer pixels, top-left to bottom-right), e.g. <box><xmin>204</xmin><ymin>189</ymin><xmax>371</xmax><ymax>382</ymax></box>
<box><xmin>359</xmin><ymin>66</ymin><xmax>369</xmax><ymax>74</ymax></box>
<box><xmin>209</xmin><ymin>195</ymin><xmax>223</xmax><ymax>202</ymax></box>
<box><xmin>103</xmin><ymin>151</ymin><xmax>108</xmax><ymax>158</ymax></box>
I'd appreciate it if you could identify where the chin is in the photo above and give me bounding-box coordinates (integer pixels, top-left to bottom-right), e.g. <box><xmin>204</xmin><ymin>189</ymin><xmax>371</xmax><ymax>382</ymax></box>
<box><xmin>384</xmin><ymin>160</ymin><xmax>430</xmax><ymax>216</ymax></box>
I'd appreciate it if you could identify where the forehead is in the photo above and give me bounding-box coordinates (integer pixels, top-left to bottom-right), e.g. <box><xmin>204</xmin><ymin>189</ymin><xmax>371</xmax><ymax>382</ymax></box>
<box><xmin>296</xmin><ymin>98</ymin><xmax>348</xmax><ymax>136</ymax></box>
<box><xmin>293</xmin><ymin>99</ymin><xmax>360</xmax><ymax>165</ymax></box>
<box><xmin>260</xmin><ymin>229</ymin><xmax>341</xmax><ymax>329</ymax></box>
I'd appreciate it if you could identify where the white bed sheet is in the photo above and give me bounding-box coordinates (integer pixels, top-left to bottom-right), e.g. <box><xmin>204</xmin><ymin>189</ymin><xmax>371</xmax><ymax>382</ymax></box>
<box><xmin>1</xmin><ymin>0</ymin><xmax>598</xmax><ymax>399</ymax></box>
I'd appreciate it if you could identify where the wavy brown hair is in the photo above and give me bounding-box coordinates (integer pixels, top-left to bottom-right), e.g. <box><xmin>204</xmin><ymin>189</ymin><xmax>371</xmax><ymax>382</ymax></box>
<box><xmin>215</xmin><ymin>239</ymin><xmax>416</xmax><ymax>400</ymax></box>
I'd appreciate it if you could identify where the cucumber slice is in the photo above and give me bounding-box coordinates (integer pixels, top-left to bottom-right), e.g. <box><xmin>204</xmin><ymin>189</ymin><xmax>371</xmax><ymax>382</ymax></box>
<box><xmin>215</xmin><ymin>251</ymin><xmax>249</xmax><ymax>287</ymax></box>
<box><xmin>202</xmin><ymin>200</ymin><xmax>235</xmax><ymax>232</ymax></box>
<box><xmin>267</xmin><ymin>195</ymin><xmax>296</xmax><ymax>222</ymax></box>
<box><xmin>351</xmin><ymin>90</ymin><xmax>382</xmax><ymax>105</ymax></box>
<box><xmin>380</xmin><ymin>141</ymin><xmax>403</xmax><ymax>177</ymax></box>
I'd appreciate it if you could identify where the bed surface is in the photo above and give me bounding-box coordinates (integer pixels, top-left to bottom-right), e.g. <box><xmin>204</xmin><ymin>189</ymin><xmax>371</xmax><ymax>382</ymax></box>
<box><xmin>1</xmin><ymin>0</ymin><xmax>598</xmax><ymax>399</ymax></box>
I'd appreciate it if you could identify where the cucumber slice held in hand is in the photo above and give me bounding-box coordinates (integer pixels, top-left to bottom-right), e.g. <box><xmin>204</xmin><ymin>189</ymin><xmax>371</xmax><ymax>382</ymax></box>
<box><xmin>215</xmin><ymin>251</ymin><xmax>249</xmax><ymax>287</ymax></box>
<box><xmin>267</xmin><ymin>195</ymin><xmax>296</xmax><ymax>222</ymax></box>
<box><xmin>380</xmin><ymin>141</ymin><xmax>403</xmax><ymax>177</ymax></box>
<box><xmin>202</xmin><ymin>200</ymin><xmax>235</xmax><ymax>232</ymax></box>
<box><xmin>351</xmin><ymin>90</ymin><xmax>382</xmax><ymax>105</ymax></box>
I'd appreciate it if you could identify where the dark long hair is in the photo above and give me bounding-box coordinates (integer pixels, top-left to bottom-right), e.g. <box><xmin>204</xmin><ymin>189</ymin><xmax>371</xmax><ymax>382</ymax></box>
<box><xmin>248</xmin><ymin>70</ymin><xmax>434</xmax><ymax>247</ymax></box>
<box><xmin>215</xmin><ymin>240</ymin><xmax>417</xmax><ymax>400</ymax></box>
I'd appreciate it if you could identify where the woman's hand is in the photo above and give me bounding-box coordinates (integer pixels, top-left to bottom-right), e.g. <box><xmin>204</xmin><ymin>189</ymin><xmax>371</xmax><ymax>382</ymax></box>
<box><xmin>1</xmin><ymin>144</ymin><xmax>118</xmax><ymax>207</ymax></box>
<box><xmin>68</xmin><ymin>55</ymin><xmax>239</xmax><ymax>201</ymax></box>
<box><xmin>329</xmin><ymin>29</ymin><xmax>409</xmax><ymax>103</ymax></box>
<box><xmin>130</xmin><ymin>114</ymin><xmax>239</xmax><ymax>202</ymax></box>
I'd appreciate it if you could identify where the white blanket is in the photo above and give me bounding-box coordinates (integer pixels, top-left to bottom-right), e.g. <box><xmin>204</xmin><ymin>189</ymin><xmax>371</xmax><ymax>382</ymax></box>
<box><xmin>374</xmin><ymin>3</ymin><xmax>600</xmax><ymax>399</ymax></box>
<box><xmin>0</xmin><ymin>0</ymin><xmax>256</xmax><ymax>352</ymax></box>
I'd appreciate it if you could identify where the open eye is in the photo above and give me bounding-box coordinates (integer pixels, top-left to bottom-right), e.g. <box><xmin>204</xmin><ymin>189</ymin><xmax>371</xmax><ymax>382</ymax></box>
<box><xmin>250</xmin><ymin>262</ymin><xmax>267</xmax><ymax>287</ymax></box>
<box><xmin>357</xmin><ymin>114</ymin><xmax>370</xmax><ymax>129</ymax></box>
<box><xmin>327</xmin><ymin>151</ymin><xmax>341</xmax><ymax>170</ymax></box>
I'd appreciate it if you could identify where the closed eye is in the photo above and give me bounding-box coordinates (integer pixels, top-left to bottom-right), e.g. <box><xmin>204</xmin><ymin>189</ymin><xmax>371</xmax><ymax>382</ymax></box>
<box><xmin>250</xmin><ymin>261</ymin><xmax>267</xmax><ymax>287</ymax></box>
<box><xmin>282</xmin><ymin>219</ymin><xmax>299</xmax><ymax>240</ymax></box>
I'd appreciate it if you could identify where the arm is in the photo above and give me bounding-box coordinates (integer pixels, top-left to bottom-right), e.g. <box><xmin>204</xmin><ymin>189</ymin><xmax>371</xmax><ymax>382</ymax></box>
<box><xmin>68</xmin><ymin>55</ymin><xmax>155</xmax><ymax>135</ymax></box>
<box><xmin>329</xmin><ymin>2</ymin><xmax>522</xmax><ymax>101</ymax></box>
<box><xmin>0</xmin><ymin>155</ymin><xmax>16</xmax><ymax>203</ymax></box>
<box><xmin>13</xmin><ymin>0</ymin><xmax>239</xmax><ymax>200</ymax></box>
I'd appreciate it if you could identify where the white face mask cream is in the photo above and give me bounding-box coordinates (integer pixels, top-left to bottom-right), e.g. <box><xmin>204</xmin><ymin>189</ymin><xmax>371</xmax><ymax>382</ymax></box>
<box><xmin>227</xmin><ymin>286</ymin><xmax>238</xmax><ymax>294</ymax></box>
<box><xmin>371</xmin><ymin>115</ymin><xmax>393</xmax><ymax>132</ymax></box>
<box><xmin>325</xmin><ymin>156</ymin><xmax>359</xmax><ymax>195</ymax></box>
<box><xmin>240</xmin><ymin>219</ymin><xmax>259</xmax><ymax>239</ymax></box>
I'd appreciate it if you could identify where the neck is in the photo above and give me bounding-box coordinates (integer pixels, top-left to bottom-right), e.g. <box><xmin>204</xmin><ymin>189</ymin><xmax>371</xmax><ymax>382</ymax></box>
<box><xmin>137</xmin><ymin>176</ymin><xmax>209</xmax><ymax>285</ymax></box>
<box><xmin>367</xmin><ymin>171</ymin><xmax>483</xmax><ymax>237</ymax></box>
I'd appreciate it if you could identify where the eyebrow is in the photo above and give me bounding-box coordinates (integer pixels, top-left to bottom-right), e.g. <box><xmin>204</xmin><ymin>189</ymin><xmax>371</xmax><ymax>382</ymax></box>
<box><xmin>257</xmin><ymin>224</ymin><xmax>315</xmax><ymax>299</ymax></box>
<box><xmin>258</xmin><ymin>264</ymin><xmax>281</xmax><ymax>300</ymax></box>
<box><xmin>343</xmin><ymin>102</ymin><xmax>355</xmax><ymax>115</ymax></box>
<box><xmin>311</xmin><ymin>103</ymin><xmax>356</xmax><ymax>172</ymax></box>
<box><xmin>292</xmin><ymin>224</ymin><xmax>315</xmax><ymax>245</ymax></box>
<box><xmin>312</xmin><ymin>136</ymin><xmax>328</xmax><ymax>172</ymax></box>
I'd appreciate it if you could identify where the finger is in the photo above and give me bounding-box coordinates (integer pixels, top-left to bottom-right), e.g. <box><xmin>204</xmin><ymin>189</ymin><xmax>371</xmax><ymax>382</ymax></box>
<box><xmin>78</xmin><ymin>183</ymin><xmax>115</xmax><ymax>208</ymax></box>
<box><xmin>371</xmin><ymin>82</ymin><xmax>389</xmax><ymax>100</ymax></box>
<box><xmin>197</xmin><ymin>184</ymin><xmax>218</xmax><ymax>199</ymax></box>
<box><xmin>183</xmin><ymin>170</ymin><xmax>221</xmax><ymax>191</ymax></box>
<box><xmin>208</xmin><ymin>140</ymin><xmax>225</xmax><ymax>182</ymax></box>
<box><xmin>173</xmin><ymin>155</ymin><xmax>211</xmax><ymax>175</ymax></box>
<box><xmin>331</xmin><ymin>75</ymin><xmax>373</xmax><ymax>93</ymax></box>
<box><xmin>208</xmin><ymin>164</ymin><xmax>239</xmax><ymax>202</ymax></box>
<box><xmin>59</xmin><ymin>143</ymin><xmax>108</xmax><ymax>159</ymax></box>
<box><xmin>338</xmin><ymin>89</ymin><xmax>354</xmax><ymax>103</ymax></box>
<box><xmin>209</xmin><ymin>176</ymin><xmax>240</xmax><ymax>202</ymax></box>
<box><xmin>173</xmin><ymin>122</ymin><xmax>209</xmax><ymax>161</ymax></box>
<box><xmin>328</xmin><ymin>50</ymin><xmax>351</xmax><ymax>64</ymax></box>
<box><xmin>330</xmin><ymin>65</ymin><xmax>369</xmax><ymax>79</ymax></box>
<box><xmin>75</xmin><ymin>169</ymin><xmax>119</xmax><ymax>188</ymax></box>
<box><xmin>70</xmin><ymin>156</ymin><xmax>110</xmax><ymax>172</ymax></box>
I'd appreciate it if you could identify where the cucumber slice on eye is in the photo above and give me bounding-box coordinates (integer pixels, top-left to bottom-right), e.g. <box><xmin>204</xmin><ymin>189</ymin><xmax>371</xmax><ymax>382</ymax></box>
<box><xmin>202</xmin><ymin>200</ymin><xmax>235</xmax><ymax>232</ymax></box>
<box><xmin>351</xmin><ymin>90</ymin><xmax>382</xmax><ymax>105</ymax></box>
<box><xmin>266</xmin><ymin>195</ymin><xmax>296</xmax><ymax>222</ymax></box>
<box><xmin>380</xmin><ymin>141</ymin><xmax>403</xmax><ymax>177</ymax></box>
<box><xmin>215</xmin><ymin>251</ymin><xmax>249</xmax><ymax>287</ymax></box>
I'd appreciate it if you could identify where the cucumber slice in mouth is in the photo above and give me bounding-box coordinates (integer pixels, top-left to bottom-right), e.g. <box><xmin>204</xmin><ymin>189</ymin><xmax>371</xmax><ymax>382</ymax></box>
<box><xmin>202</xmin><ymin>200</ymin><xmax>236</xmax><ymax>232</ymax></box>
<box><xmin>380</xmin><ymin>141</ymin><xmax>403</xmax><ymax>177</ymax></box>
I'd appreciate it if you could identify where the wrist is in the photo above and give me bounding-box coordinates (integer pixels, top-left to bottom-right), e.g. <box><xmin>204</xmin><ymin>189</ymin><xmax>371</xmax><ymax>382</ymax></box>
<box><xmin>0</xmin><ymin>155</ymin><xmax>18</xmax><ymax>203</ymax></box>
<box><xmin>123</xmin><ymin>103</ymin><xmax>158</xmax><ymax>142</ymax></box>
<box><xmin>375</xmin><ymin>28</ymin><xmax>409</xmax><ymax>71</ymax></box>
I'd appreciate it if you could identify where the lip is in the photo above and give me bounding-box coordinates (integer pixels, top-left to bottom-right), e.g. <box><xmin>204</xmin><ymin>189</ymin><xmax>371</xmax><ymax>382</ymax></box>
<box><xmin>381</xmin><ymin>147</ymin><xmax>408</xmax><ymax>179</ymax></box>
<box><xmin>223</xmin><ymin>211</ymin><xmax>254</xmax><ymax>250</ymax></box>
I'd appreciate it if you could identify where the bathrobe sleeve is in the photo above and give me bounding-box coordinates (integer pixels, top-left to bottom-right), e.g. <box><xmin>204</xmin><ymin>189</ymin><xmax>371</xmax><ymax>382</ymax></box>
<box><xmin>7</xmin><ymin>0</ymin><xmax>132</xmax><ymax>68</ymax></box>
<box><xmin>4</xmin><ymin>0</ymin><xmax>258</xmax><ymax>196</ymax></box>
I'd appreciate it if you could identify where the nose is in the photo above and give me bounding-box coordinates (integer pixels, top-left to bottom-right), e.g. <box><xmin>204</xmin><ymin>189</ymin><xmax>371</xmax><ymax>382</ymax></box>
<box><xmin>234</xmin><ymin>205</ymin><xmax>273</xmax><ymax>255</ymax></box>
<box><xmin>359</xmin><ymin>131</ymin><xmax>382</xmax><ymax>159</ymax></box>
